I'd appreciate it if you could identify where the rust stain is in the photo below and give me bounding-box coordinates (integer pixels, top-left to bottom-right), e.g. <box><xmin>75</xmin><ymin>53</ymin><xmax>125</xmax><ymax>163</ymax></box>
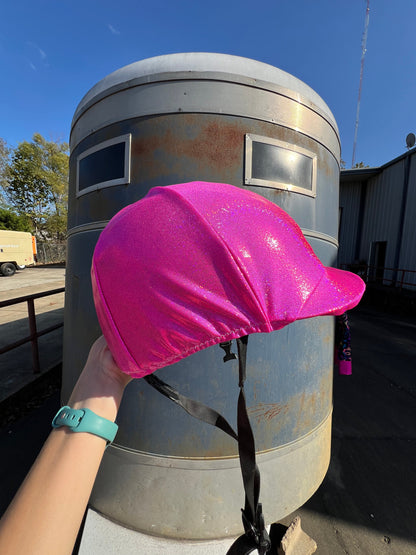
<box><xmin>320</xmin><ymin>156</ymin><xmax>335</xmax><ymax>178</ymax></box>
<box><xmin>291</xmin><ymin>371</ymin><xmax>332</xmax><ymax>436</ymax></box>
<box><xmin>130</xmin><ymin>115</ymin><xmax>247</xmax><ymax>181</ymax></box>
<box><xmin>271</xmin><ymin>188</ymin><xmax>288</xmax><ymax>197</ymax></box>
<box><xmin>128</xmin><ymin>113</ymin><xmax>340</xmax><ymax>188</ymax></box>
<box><xmin>172</xmin><ymin>120</ymin><xmax>243</xmax><ymax>168</ymax></box>
<box><xmin>132</xmin><ymin>134</ymin><xmax>162</xmax><ymax>158</ymax></box>
<box><xmin>159</xmin><ymin>120</ymin><xmax>244</xmax><ymax>169</ymax></box>
<box><xmin>248</xmin><ymin>402</ymin><xmax>289</xmax><ymax>425</ymax></box>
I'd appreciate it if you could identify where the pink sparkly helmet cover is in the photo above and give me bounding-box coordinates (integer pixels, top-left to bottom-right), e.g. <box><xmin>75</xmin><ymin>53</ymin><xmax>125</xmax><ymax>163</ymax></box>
<box><xmin>91</xmin><ymin>181</ymin><xmax>365</xmax><ymax>378</ymax></box>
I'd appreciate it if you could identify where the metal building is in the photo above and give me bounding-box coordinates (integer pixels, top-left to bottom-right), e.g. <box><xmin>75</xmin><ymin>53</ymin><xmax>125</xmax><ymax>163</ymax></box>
<box><xmin>339</xmin><ymin>148</ymin><xmax>416</xmax><ymax>290</ymax></box>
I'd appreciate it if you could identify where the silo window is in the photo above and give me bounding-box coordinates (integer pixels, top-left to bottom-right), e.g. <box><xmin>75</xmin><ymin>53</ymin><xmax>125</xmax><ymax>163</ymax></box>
<box><xmin>245</xmin><ymin>134</ymin><xmax>316</xmax><ymax>197</ymax></box>
<box><xmin>76</xmin><ymin>134</ymin><xmax>131</xmax><ymax>197</ymax></box>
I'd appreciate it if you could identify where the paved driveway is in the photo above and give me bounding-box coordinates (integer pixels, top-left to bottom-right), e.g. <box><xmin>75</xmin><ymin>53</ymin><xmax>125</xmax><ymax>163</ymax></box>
<box><xmin>0</xmin><ymin>265</ymin><xmax>66</xmax><ymax>402</ymax></box>
<box><xmin>0</xmin><ymin>265</ymin><xmax>65</xmax><ymax>296</ymax></box>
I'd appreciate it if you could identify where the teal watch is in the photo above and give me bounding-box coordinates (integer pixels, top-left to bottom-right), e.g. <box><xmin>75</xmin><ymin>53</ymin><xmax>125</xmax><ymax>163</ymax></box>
<box><xmin>52</xmin><ymin>406</ymin><xmax>118</xmax><ymax>444</ymax></box>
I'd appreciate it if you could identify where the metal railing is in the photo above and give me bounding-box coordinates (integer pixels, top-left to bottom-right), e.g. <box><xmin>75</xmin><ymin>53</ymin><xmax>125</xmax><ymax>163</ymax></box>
<box><xmin>0</xmin><ymin>287</ymin><xmax>65</xmax><ymax>374</ymax></box>
<box><xmin>341</xmin><ymin>264</ymin><xmax>416</xmax><ymax>291</ymax></box>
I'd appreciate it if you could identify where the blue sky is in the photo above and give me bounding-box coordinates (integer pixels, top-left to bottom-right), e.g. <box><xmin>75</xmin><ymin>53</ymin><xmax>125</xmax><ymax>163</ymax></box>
<box><xmin>1</xmin><ymin>0</ymin><xmax>415</xmax><ymax>168</ymax></box>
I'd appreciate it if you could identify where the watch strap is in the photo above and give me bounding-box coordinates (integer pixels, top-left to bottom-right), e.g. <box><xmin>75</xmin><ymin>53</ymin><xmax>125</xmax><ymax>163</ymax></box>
<box><xmin>52</xmin><ymin>406</ymin><xmax>118</xmax><ymax>444</ymax></box>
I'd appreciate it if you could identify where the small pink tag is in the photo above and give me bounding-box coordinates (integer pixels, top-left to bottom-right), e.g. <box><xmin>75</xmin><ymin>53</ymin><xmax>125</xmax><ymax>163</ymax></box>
<box><xmin>338</xmin><ymin>360</ymin><xmax>352</xmax><ymax>376</ymax></box>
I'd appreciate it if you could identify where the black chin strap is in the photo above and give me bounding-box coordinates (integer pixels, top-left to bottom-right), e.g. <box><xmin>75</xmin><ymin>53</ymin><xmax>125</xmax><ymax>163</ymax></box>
<box><xmin>227</xmin><ymin>336</ymin><xmax>271</xmax><ymax>555</ymax></box>
<box><xmin>144</xmin><ymin>373</ymin><xmax>238</xmax><ymax>441</ymax></box>
<box><xmin>144</xmin><ymin>336</ymin><xmax>273</xmax><ymax>554</ymax></box>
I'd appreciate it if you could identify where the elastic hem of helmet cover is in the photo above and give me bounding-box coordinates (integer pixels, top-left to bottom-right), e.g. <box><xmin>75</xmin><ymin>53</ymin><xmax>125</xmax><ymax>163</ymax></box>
<box><xmin>93</xmin><ymin>258</ymin><xmax>287</xmax><ymax>379</ymax></box>
<box><xmin>130</xmin><ymin>321</ymin><xmax>284</xmax><ymax>378</ymax></box>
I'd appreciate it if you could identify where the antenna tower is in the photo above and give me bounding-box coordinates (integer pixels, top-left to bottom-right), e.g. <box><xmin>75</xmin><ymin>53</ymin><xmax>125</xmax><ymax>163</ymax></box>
<box><xmin>352</xmin><ymin>0</ymin><xmax>370</xmax><ymax>168</ymax></box>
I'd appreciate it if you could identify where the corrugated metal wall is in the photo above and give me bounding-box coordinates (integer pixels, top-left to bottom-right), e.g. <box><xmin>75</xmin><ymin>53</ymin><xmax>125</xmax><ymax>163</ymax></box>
<box><xmin>340</xmin><ymin>150</ymin><xmax>416</xmax><ymax>290</ymax></box>
<box><xmin>398</xmin><ymin>154</ymin><xmax>416</xmax><ymax>287</ymax></box>
<box><xmin>338</xmin><ymin>181</ymin><xmax>362</xmax><ymax>266</ymax></box>
<box><xmin>359</xmin><ymin>161</ymin><xmax>405</xmax><ymax>267</ymax></box>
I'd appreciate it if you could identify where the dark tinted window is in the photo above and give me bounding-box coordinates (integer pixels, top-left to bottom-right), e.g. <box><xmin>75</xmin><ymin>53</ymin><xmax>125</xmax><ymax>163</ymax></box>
<box><xmin>78</xmin><ymin>142</ymin><xmax>126</xmax><ymax>192</ymax></box>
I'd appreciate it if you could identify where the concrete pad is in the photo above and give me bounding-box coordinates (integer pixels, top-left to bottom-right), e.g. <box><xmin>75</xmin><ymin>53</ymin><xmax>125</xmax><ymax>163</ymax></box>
<box><xmin>0</xmin><ymin>266</ymin><xmax>66</xmax><ymax>298</ymax></box>
<box><xmin>79</xmin><ymin>509</ymin><xmax>238</xmax><ymax>554</ymax></box>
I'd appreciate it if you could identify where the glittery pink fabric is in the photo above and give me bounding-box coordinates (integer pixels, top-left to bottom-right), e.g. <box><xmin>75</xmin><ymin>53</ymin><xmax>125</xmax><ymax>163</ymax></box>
<box><xmin>92</xmin><ymin>181</ymin><xmax>365</xmax><ymax>378</ymax></box>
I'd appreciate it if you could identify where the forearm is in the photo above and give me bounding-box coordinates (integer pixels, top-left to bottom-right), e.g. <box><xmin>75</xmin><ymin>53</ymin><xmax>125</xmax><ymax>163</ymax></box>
<box><xmin>0</xmin><ymin>337</ymin><xmax>130</xmax><ymax>555</ymax></box>
<box><xmin>0</xmin><ymin>428</ymin><xmax>107</xmax><ymax>554</ymax></box>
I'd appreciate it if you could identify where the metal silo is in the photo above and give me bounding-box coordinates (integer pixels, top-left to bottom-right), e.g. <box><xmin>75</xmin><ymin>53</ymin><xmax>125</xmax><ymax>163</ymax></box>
<box><xmin>63</xmin><ymin>53</ymin><xmax>340</xmax><ymax>539</ymax></box>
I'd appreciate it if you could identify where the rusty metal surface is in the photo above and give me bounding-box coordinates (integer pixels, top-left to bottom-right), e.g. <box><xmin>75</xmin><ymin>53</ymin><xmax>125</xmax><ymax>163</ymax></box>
<box><xmin>64</xmin><ymin>55</ymin><xmax>340</xmax><ymax>536</ymax></box>
<box><xmin>68</xmin><ymin>114</ymin><xmax>339</xmax><ymax>239</ymax></box>
<box><xmin>90</xmin><ymin>411</ymin><xmax>332</xmax><ymax>539</ymax></box>
<box><xmin>62</xmin><ymin>230</ymin><xmax>102</xmax><ymax>398</ymax></box>
<box><xmin>71</xmin><ymin>80</ymin><xmax>340</xmax><ymax>160</ymax></box>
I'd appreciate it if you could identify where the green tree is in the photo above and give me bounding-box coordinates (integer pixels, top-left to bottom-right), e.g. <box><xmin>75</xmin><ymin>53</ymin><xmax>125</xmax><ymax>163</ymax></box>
<box><xmin>0</xmin><ymin>138</ymin><xmax>11</xmax><ymax>207</ymax></box>
<box><xmin>4</xmin><ymin>134</ymin><xmax>69</xmax><ymax>239</ymax></box>
<box><xmin>0</xmin><ymin>208</ymin><xmax>31</xmax><ymax>231</ymax></box>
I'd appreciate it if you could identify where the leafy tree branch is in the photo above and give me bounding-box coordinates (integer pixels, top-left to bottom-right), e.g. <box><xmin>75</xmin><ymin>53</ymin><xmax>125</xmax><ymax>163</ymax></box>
<box><xmin>0</xmin><ymin>134</ymin><xmax>69</xmax><ymax>240</ymax></box>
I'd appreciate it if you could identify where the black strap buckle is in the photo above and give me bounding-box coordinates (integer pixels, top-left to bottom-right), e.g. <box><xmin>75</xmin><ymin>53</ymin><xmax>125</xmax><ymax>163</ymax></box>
<box><xmin>219</xmin><ymin>341</ymin><xmax>238</xmax><ymax>362</ymax></box>
<box><xmin>241</xmin><ymin>504</ymin><xmax>271</xmax><ymax>554</ymax></box>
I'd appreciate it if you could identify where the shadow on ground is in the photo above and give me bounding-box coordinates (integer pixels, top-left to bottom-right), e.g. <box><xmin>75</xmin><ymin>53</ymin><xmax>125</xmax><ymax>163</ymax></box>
<box><xmin>0</xmin><ymin>308</ymin><xmax>64</xmax><ymax>402</ymax></box>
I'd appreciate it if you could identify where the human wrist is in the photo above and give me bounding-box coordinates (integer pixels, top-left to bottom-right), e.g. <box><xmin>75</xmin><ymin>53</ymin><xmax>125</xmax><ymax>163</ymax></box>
<box><xmin>68</xmin><ymin>370</ymin><xmax>125</xmax><ymax>422</ymax></box>
<box><xmin>66</xmin><ymin>336</ymin><xmax>131</xmax><ymax>422</ymax></box>
<box><xmin>52</xmin><ymin>406</ymin><xmax>119</xmax><ymax>444</ymax></box>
